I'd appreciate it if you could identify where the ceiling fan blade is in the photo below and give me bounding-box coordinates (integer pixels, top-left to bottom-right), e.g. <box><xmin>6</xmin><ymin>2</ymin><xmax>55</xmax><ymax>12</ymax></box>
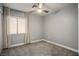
<box><xmin>43</xmin><ymin>10</ymin><xmax>49</xmax><ymax>13</ymax></box>
<box><xmin>29</xmin><ymin>10</ymin><xmax>36</xmax><ymax>13</ymax></box>
<box><xmin>32</xmin><ymin>3</ymin><xmax>43</xmax><ymax>9</ymax></box>
<box><xmin>32</xmin><ymin>4</ymin><xmax>38</xmax><ymax>8</ymax></box>
<box><xmin>32</xmin><ymin>3</ymin><xmax>49</xmax><ymax>14</ymax></box>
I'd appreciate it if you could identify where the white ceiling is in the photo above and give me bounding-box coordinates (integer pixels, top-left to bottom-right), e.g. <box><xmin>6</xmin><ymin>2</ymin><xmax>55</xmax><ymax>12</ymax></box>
<box><xmin>3</xmin><ymin>3</ymin><xmax>72</xmax><ymax>16</ymax></box>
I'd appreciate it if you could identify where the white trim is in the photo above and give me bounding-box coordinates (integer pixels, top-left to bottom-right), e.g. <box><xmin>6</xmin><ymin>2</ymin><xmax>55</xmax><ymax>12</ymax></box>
<box><xmin>9</xmin><ymin>39</ymin><xmax>43</xmax><ymax>48</ymax></box>
<box><xmin>31</xmin><ymin>39</ymin><xmax>43</xmax><ymax>43</ymax></box>
<box><xmin>42</xmin><ymin>39</ymin><xmax>78</xmax><ymax>53</ymax></box>
<box><xmin>9</xmin><ymin>39</ymin><xmax>78</xmax><ymax>53</ymax></box>
<box><xmin>10</xmin><ymin>43</ymin><xmax>25</xmax><ymax>48</ymax></box>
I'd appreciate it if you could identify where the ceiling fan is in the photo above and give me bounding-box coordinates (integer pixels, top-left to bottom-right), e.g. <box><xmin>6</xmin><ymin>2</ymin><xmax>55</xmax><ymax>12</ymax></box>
<box><xmin>31</xmin><ymin>3</ymin><xmax>49</xmax><ymax>13</ymax></box>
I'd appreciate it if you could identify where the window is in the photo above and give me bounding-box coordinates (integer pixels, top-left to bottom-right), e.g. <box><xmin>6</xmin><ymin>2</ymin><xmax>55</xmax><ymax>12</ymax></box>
<box><xmin>18</xmin><ymin>17</ymin><xmax>26</xmax><ymax>34</ymax></box>
<box><xmin>9</xmin><ymin>16</ymin><xmax>26</xmax><ymax>34</ymax></box>
<box><xmin>9</xmin><ymin>16</ymin><xmax>17</xmax><ymax>34</ymax></box>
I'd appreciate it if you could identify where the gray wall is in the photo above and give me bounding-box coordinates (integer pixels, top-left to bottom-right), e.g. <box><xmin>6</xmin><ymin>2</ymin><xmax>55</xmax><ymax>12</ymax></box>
<box><xmin>78</xmin><ymin>4</ymin><xmax>79</xmax><ymax>54</ymax></box>
<box><xmin>0</xmin><ymin>6</ymin><xmax>3</xmax><ymax>53</ymax></box>
<box><xmin>44</xmin><ymin>4</ymin><xmax>78</xmax><ymax>50</ymax></box>
<box><xmin>29</xmin><ymin>14</ymin><xmax>43</xmax><ymax>42</ymax></box>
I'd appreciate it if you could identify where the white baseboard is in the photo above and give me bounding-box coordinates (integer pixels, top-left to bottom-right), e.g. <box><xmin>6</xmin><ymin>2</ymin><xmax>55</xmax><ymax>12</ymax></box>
<box><xmin>9</xmin><ymin>39</ymin><xmax>78</xmax><ymax>53</ymax></box>
<box><xmin>31</xmin><ymin>39</ymin><xmax>43</xmax><ymax>43</ymax></box>
<box><xmin>10</xmin><ymin>39</ymin><xmax>43</xmax><ymax>48</ymax></box>
<box><xmin>10</xmin><ymin>43</ymin><xmax>25</xmax><ymax>48</ymax></box>
<box><xmin>42</xmin><ymin>39</ymin><xmax>78</xmax><ymax>53</ymax></box>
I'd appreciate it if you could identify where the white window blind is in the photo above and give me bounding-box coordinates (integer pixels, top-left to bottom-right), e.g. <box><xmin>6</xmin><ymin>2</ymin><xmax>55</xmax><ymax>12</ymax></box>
<box><xmin>18</xmin><ymin>17</ymin><xmax>26</xmax><ymax>34</ymax></box>
<box><xmin>9</xmin><ymin>16</ymin><xmax>26</xmax><ymax>34</ymax></box>
<box><xmin>9</xmin><ymin>16</ymin><xmax>17</xmax><ymax>34</ymax></box>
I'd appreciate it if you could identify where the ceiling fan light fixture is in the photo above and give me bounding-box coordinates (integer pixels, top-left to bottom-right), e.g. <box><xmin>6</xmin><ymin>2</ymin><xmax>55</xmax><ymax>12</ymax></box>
<box><xmin>37</xmin><ymin>9</ymin><xmax>42</xmax><ymax>13</ymax></box>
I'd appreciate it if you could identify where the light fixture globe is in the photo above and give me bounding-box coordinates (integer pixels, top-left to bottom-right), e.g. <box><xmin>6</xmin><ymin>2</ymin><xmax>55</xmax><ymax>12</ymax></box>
<box><xmin>37</xmin><ymin>9</ymin><xmax>42</xmax><ymax>13</ymax></box>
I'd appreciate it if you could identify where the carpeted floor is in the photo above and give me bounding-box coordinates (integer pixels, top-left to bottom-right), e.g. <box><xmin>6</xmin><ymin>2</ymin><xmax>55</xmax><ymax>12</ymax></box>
<box><xmin>0</xmin><ymin>41</ymin><xmax>78</xmax><ymax>56</ymax></box>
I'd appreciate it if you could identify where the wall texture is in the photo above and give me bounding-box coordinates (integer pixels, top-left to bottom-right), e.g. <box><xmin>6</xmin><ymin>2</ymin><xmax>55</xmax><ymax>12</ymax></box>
<box><xmin>29</xmin><ymin>14</ymin><xmax>43</xmax><ymax>42</ymax></box>
<box><xmin>44</xmin><ymin>4</ymin><xmax>78</xmax><ymax>50</ymax></box>
<box><xmin>0</xmin><ymin>6</ymin><xmax>3</xmax><ymax>53</ymax></box>
<box><xmin>78</xmin><ymin>4</ymin><xmax>79</xmax><ymax>54</ymax></box>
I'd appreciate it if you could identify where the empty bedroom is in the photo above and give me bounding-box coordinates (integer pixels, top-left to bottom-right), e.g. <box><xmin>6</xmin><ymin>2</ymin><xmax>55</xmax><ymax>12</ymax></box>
<box><xmin>0</xmin><ymin>3</ymin><xmax>78</xmax><ymax>56</ymax></box>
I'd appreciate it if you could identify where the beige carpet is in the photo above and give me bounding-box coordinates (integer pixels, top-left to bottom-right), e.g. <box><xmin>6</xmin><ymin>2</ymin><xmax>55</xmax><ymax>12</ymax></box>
<box><xmin>0</xmin><ymin>41</ymin><xmax>78</xmax><ymax>56</ymax></box>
